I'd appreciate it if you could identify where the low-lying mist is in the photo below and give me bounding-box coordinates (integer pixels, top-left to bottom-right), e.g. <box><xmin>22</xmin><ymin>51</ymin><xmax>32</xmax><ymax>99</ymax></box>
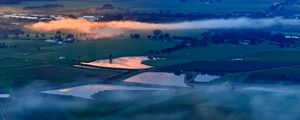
<box><xmin>5</xmin><ymin>84</ymin><xmax>300</xmax><ymax>120</ymax></box>
<box><xmin>24</xmin><ymin>18</ymin><xmax>300</xmax><ymax>39</ymax></box>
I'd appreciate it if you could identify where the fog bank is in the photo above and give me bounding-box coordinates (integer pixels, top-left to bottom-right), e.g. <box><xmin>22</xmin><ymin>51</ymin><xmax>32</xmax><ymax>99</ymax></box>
<box><xmin>24</xmin><ymin>18</ymin><xmax>300</xmax><ymax>39</ymax></box>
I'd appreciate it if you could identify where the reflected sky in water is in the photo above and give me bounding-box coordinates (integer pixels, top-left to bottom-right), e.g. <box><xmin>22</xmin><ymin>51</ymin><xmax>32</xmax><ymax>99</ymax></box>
<box><xmin>0</xmin><ymin>94</ymin><xmax>10</xmax><ymax>98</ymax></box>
<box><xmin>81</xmin><ymin>56</ymin><xmax>152</xmax><ymax>69</ymax></box>
<box><xmin>124</xmin><ymin>72</ymin><xmax>220</xmax><ymax>87</ymax></box>
<box><xmin>43</xmin><ymin>84</ymin><xmax>167</xmax><ymax>99</ymax></box>
<box><xmin>124</xmin><ymin>72</ymin><xmax>189</xmax><ymax>87</ymax></box>
<box><xmin>194</xmin><ymin>74</ymin><xmax>220</xmax><ymax>82</ymax></box>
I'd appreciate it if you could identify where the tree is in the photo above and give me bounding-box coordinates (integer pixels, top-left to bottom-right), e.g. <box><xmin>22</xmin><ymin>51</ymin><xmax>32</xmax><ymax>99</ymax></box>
<box><xmin>132</xmin><ymin>34</ymin><xmax>140</xmax><ymax>39</ymax></box>
<box><xmin>109</xmin><ymin>54</ymin><xmax>113</xmax><ymax>64</ymax></box>
<box><xmin>35</xmin><ymin>33</ymin><xmax>39</xmax><ymax>39</ymax></box>
<box><xmin>158</xmin><ymin>34</ymin><xmax>165</xmax><ymax>40</ymax></box>
<box><xmin>153</xmin><ymin>29</ymin><xmax>162</xmax><ymax>36</ymax></box>
<box><xmin>164</xmin><ymin>33</ymin><xmax>170</xmax><ymax>38</ymax></box>
<box><xmin>55</xmin><ymin>31</ymin><xmax>63</xmax><ymax>41</ymax></box>
<box><xmin>14</xmin><ymin>33</ymin><xmax>20</xmax><ymax>39</ymax></box>
<box><xmin>147</xmin><ymin>35</ymin><xmax>152</xmax><ymax>39</ymax></box>
<box><xmin>56</xmin><ymin>31</ymin><xmax>62</xmax><ymax>35</ymax></box>
<box><xmin>65</xmin><ymin>34</ymin><xmax>74</xmax><ymax>39</ymax></box>
<box><xmin>10</xmin><ymin>29</ymin><xmax>23</xmax><ymax>39</ymax></box>
<box><xmin>65</xmin><ymin>34</ymin><xmax>75</xmax><ymax>43</ymax></box>
<box><xmin>41</xmin><ymin>33</ymin><xmax>46</xmax><ymax>38</ymax></box>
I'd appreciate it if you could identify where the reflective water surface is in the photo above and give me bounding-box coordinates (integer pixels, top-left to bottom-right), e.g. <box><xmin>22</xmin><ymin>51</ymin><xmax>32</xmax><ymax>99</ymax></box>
<box><xmin>0</xmin><ymin>94</ymin><xmax>10</xmax><ymax>98</ymax></box>
<box><xmin>81</xmin><ymin>56</ymin><xmax>153</xmax><ymax>69</ymax></box>
<box><xmin>43</xmin><ymin>84</ymin><xmax>167</xmax><ymax>99</ymax></box>
<box><xmin>124</xmin><ymin>72</ymin><xmax>220</xmax><ymax>87</ymax></box>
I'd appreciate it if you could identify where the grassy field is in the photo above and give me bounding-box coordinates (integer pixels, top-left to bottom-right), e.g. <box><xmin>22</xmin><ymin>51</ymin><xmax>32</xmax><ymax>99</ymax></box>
<box><xmin>0</xmin><ymin>37</ymin><xmax>174</xmax><ymax>62</ymax></box>
<box><xmin>0</xmin><ymin>37</ymin><xmax>174</xmax><ymax>92</ymax></box>
<box><xmin>0</xmin><ymin>63</ymin><xmax>130</xmax><ymax>93</ymax></box>
<box><xmin>2</xmin><ymin>34</ymin><xmax>300</xmax><ymax>92</ymax></box>
<box><xmin>144</xmin><ymin>43</ymin><xmax>300</xmax><ymax>66</ymax></box>
<box><xmin>25</xmin><ymin>37</ymin><xmax>175</xmax><ymax>64</ymax></box>
<box><xmin>244</xmin><ymin>66</ymin><xmax>300</xmax><ymax>83</ymax></box>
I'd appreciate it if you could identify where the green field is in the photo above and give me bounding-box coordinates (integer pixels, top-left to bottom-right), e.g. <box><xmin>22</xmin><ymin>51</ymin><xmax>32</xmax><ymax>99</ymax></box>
<box><xmin>144</xmin><ymin>43</ymin><xmax>300</xmax><ymax>66</ymax></box>
<box><xmin>0</xmin><ymin>37</ymin><xmax>174</xmax><ymax>92</ymax></box>
<box><xmin>243</xmin><ymin>66</ymin><xmax>300</xmax><ymax>83</ymax></box>
<box><xmin>2</xmin><ymin>37</ymin><xmax>300</xmax><ymax>92</ymax></box>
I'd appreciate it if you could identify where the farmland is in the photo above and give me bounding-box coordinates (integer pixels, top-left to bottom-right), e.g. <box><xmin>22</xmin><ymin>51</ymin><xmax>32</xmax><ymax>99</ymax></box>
<box><xmin>2</xmin><ymin>35</ymin><xmax>300</xmax><ymax>93</ymax></box>
<box><xmin>2</xmin><ymin>1</ymin><xmax>300</xmax><ymax>120</ymax></box>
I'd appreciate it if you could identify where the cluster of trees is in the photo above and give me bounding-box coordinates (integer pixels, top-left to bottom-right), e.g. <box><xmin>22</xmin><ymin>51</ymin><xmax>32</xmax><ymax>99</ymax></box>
<box><xmin>157</xmin><ymin>36</ymin><xmax>207</xmax><ymax>54</ymax></box>
<box><xmin>147</xmin><ymin>44</ymin><xmax>187</xmax><ymax>55</ymax></box>
<box><xmin>173</xmin><ymin>36</ymin><xmax>206</xmax><ymax>46</ymax></box>
<box><xmin>0</xmin><ymin>43</ymin><xmax>7</xmax><ymax>48</ymax></box>
<box><xmin>130</xmin><ymin>34</ymin><xmax>140</xmax><ymax>39</ymax></box>
<box><xmin>202</xmin><ymin>29</ymin><xmax>266</xmax><ymax>45</ymax></box>
<box><xmin>11</xmin><ymin>29</ymin><xmax>25</xmax><ymax>39</ymax></box>
<box><xmin>0</xmin><ymin>28</ymin><xmax>24</xmax><ymax>39</ymax></box>
<box><xmin>129</xmin><ymin>30</ymin><xmax>171</xmax><ymax>40</ymax></box>
<box><xmin>163</xmin><ymin>61</ymin><xmax>299</xmax><ymax>73</ymax></box>
<box><xmin>148</xmin><ymin>29</ymin><xmax>298</xmax><ymax>55</ymax></box>
<box><xmin>147</xmin><ymin>29</ymin><xmax>171</xmax><ymax>41</ymax></box>
<box><xmin>160</xmin><ymin>44</ymin><xmax>188</xmax><ymax>54</ymax></box>
<box><xmin>52</xmin><ymin>31</ymin><xmax>75</xmax><ymax>43</ymax></box>
<box><xmin>0</xmin><ymin>28</ymin><xmax>9</xmax><ymax>38</ymax></box>
<box><xmin>202</xmin><ymin>29</ymin><xmax>296</xmax><ymax>46</ymax></box>
<box><xmin>0</xmin><ymin>42</ymin><xmax>17</xmax><ymax>48</ymax></box>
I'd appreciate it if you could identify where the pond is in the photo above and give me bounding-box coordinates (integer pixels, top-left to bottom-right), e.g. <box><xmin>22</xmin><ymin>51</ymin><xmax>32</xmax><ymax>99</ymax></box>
<box><xmin>0</xmin><ymin>94</ymin><xmax>10</xmax><ymax>98</ymax></box>
<box><xmin>81</xmin><ymin>56</ymin><xmax>153</xmax><ymax>69</ymax></box>
<box><xmin>42</xmin><ymin>72</ymin><xmax>220</xmax><ymax>99</ymax></box>
<box><xmin>42</xmin><ymin>84</ymin><xmax>167</xmax><ymax>99</ymax></box>
<box><xmin>194</xmin><ymin>73</ymin><xmax>220</xmax><ymax>82</ymax></box>
<box><xmin>124</xmin><ymin>72</ymin><xmax>221</xmax><ymax>87</ymax></box>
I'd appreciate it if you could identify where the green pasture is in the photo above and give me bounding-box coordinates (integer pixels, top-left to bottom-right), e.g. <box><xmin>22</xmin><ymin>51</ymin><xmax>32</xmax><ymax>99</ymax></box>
<box><xmin>144</xmin><ymin>43</ymin><xmax>300</xmax><ymax>66</ymax></box>
<box><xmin>244</xmin><ymin>66</ymin><xmax>300</xmax><ymax>83</ymax></box>
<box><xmin>2</xmin><ymin>30</ymin><xmax>300</xmax><ymax>92</ymax></box>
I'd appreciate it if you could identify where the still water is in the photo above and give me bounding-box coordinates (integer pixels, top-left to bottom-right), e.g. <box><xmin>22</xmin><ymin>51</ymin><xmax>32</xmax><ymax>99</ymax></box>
<box><xmin>124</xmin><ymin>72</ymin><xmax>220</xmax><ymax>87</ymax></box>
<box><xmin>43</xmin><ymin>84</ymin><xmax>167</xmax><ymax>99</ymax></box>
<box><xmin>43</xmin><ymin>72</ymin><xmax>220</xmax><ymax>99</ymax></box>
<box><xmin>81</xmin><ymin>56</ymin><xmax>153</xmax><ymax>69</ymax></box>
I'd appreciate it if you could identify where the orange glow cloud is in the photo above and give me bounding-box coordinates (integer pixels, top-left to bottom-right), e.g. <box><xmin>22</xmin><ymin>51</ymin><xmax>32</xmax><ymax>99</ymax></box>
<box><xmin>24</xmin><ymin>18</ymin><xmax>300</xmax><ymax>39</ymax></box>
<box><xmin>24</xmin><ymin>18</ymin><xmax>167</xmax><ymax>39</ymax></box>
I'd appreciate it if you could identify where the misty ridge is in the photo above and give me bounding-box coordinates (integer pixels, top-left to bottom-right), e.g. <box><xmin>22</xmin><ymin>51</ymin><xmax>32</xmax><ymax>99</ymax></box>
<box><xmin>24</xmin><ymin>17</ymin><xmax>300</xmax><ymax>39</ymax></box>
